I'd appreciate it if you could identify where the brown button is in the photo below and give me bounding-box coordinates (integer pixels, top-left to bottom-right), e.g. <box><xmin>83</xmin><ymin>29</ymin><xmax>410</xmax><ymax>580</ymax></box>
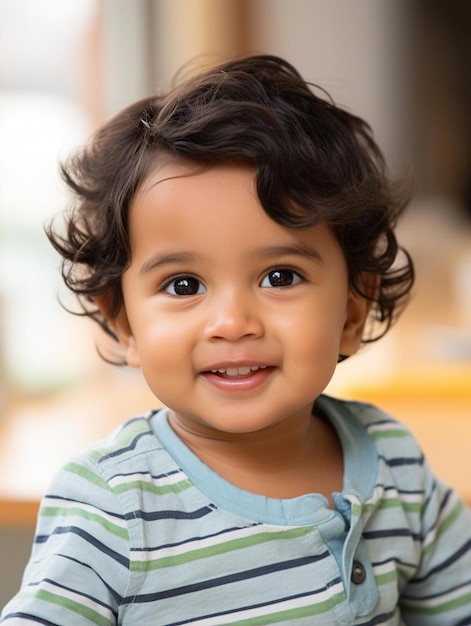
<box><xmin>351</xmin><ymin>560</ymin><xmax>366</xmax><ymax>584</ymax></box>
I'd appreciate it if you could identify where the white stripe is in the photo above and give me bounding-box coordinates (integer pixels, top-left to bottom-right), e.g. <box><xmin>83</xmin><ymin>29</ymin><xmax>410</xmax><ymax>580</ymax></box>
<box><xmin>423</xmin><ymin>492</ymin><xmax>458</xmax><ymax>550</ymax></box>
<box><xmin>131</xmin><ymin>524</ymin><xmax>293</xmax><ymax>561</ymax></box>
<box><xmin>398</xmin><ymin>492</ymin><xmax>423</xmax><ymax>505</ymax></box>
<box><xmin>373</xmin><ymin>561</ymin><xmax>395</xmax><ymax>577</ymax></box>
<box><xmin>372</xmin><ymin>559</ymin><xmax>416</xmax><ymax>581</ymax></box>
<box><xmin>34</xmin><ymin>580</ymin><xmax>113</xmax><ymax>619</ymax></box>
<box><xmin>108</xmin><ymin>470</ymin><xmax>185</xmax><ymax>489</ymax></box>
<box><xmin>368</xmin><ymin>422</ymin><xmax>408</xmax><ymax>434</ymax></box>
<box><xmin>380</xmin><ymin>489</ymin><xmax>423</xmax><ymax>505</ymax></box>
<box><xmin>189</xmin><ymin>580</ymin><xmax>345</xmax><ymax>625</ymax></box>
<box><xmin>403</xmin><ymin>581</ymin><xmax>471</xmax><ymax>608</ymax></box>
<box><xmin>43</xmin><ymin>497</ymin><xmax>127</xmax><ymax>529</ymax></box>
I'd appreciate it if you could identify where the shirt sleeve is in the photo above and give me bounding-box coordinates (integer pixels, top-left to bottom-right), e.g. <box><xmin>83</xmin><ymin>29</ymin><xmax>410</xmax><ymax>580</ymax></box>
<box><xmin>0</xmin><ymin>457</ymin><xmax>131</xmax><ymax>625</ymax></box>
<box><xmin>400</xmin><ymin>461</ymin><xmax>471</xmax><ymax>625</ymax></box>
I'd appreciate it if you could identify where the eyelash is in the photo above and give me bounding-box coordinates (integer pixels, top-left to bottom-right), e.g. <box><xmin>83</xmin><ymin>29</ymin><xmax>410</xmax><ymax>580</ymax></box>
<box><xmin>160</xmin><ymin>266</ymin><xmax>307</xmax><ymax>297</ymax></box>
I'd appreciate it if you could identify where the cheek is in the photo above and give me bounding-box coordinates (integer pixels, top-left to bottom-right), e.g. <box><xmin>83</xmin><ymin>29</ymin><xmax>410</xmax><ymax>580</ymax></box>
<box><xmin>277</xmin><ymin>295</ymin><xmax>347</xmax><ymax>342</ymax></box>
<box><xmin>133</xmin><ymin>312</ymin><xmax>195</xmax><ymax>373</ymax></box>
<box><xmin>277</xmin><ymin>301</ymin><xmax>347</xmax><ymax>371</ymax></box>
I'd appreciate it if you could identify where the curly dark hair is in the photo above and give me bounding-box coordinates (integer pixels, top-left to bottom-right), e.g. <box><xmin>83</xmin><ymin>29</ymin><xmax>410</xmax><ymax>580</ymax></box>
<box><xmin>47</xmin><ymin>54</ymin><xmax>414</xmax><ymax>356</ymax></box>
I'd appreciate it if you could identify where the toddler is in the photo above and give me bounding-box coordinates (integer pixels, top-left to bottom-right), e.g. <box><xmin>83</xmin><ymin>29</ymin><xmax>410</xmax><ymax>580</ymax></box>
<box><xmin>2</xmin><ymin>55</ymin><xmax>471</xmax><ymax>625</ymax></box>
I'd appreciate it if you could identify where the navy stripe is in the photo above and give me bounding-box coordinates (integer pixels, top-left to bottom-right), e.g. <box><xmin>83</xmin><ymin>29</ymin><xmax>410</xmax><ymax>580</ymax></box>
<box><xmin>402</xmin><ymin>578</ymin><xmax>471</xmax><ymax>602</ymax></box>
<box><xmin>31</xmin><ymin>577</ymin><xmax>116</xmax><ymax>614</ymax></box>
<box><xmin>376</xmin><ymin>484</ymin><xmax>425</xmax><ymax>498</ymax></box>
<box><xmin>108</xmin><ymin>467</ymin><xmax>182</xmax><ymax>481</ymax></box>
<box><xmin>124</xmin><ymin>553</ymin><xmax>331</xmax><ymax>603</ymax></box>
<box><xmin>54</xmin><ymin>554</ymin><xmax>122</xmax><ymax>603</ymax></box>
<box><xmin>366</xmin><ymin>419</ymin><xmax>397</xmax><ymax>428</ymax></box>
<box><xmin>422</xmin><ymin>477</ymin><xmax>436</xmax><ymax>510</ymax></box>
<box><xmin>132</xmin><ymin>523</ymin><xmax>260</xmax><ymax>553</ymax></box>
<box><xmin>363</xmin><ymin>528</ymin><xmax>420</xmax><ymax>541</ymax></box>
<box><xmin>168</xmin><ymin>577</ymin><xmax>344</xmax><ymax>626</ymax></box>
<box><xmin>357</xmin><ymin>609</ymin><xmax>398</xmax><ymax>625</ymax></box>
<box><xmin>1</xmin><ymin>614</ymin><xmax>58</xmax><ymax>625</ymax></box>
<box><xmin>420</xmin><ymin>487</ymin><xmax>452</xmax><ymax>540</ymax></box>
<box><xmin>34</xmin><ymin>526</ymin><xmax>129</xmax><ymax>568</ymax></box>
<box><xmin>406</xmin><ymin>539</ymin><xmax>471</xmax><ymax>584</ymax></box>
<box><xmin>384</xmin><ymin>456</ymin><xmax>424</xmax><ymax>467</ymax></box>
<box><xmin>124</xmin><ymin>504</ymin><xmax>215</xmax><ymax>522</ymax></box>
<box><xmin>42</xmin><ymin>494</ymin><xmax>125</xmax><ymax>521</ymax></box>
<box><xmin>372</xmin><ymin>555</ymin><xmax>417</xmax><ymax>570</ymax></box>
<box><xmin>397</xmin><ymin>487</ymin><xmax>425</xmax><ymax>497</ymax></box>
<box><xmin>98</xmin><ymin>429</ymin><xmax>154</xmax><ymax>462</ymax></box>
<box><xmin>437</xmin><ymin>487</ymin><xmax>452</xmax><ymax>512</ymax></box>
<box><xmin>382</xmin><ymin>485</ymin><xmax>424</xmax><ymax>496</ymax></box>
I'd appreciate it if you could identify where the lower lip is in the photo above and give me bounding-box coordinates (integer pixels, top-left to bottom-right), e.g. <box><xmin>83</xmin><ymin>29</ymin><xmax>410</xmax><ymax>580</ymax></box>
<box><xmin>201</xmin><ymin>367</ymin><xmax>273</xmax><ymax>392</ymax></box>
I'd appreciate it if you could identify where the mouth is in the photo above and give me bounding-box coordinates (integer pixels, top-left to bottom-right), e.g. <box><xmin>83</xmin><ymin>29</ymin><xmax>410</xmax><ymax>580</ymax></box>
<box><xmin>202</xmin><ymin>364</ymin><xmax>273</xmax><ymax>391</ymax></box>
<box><xmin>209</xmin><ymin>365</ymin><xmax>268</xmax><ymax>378</ymax></box>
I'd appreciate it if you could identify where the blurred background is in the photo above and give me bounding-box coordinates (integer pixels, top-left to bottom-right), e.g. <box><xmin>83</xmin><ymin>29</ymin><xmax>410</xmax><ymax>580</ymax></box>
<box><xmin>0</xmin><ymin>0</ymin><xmax>470</xmax><ymax>605</ymax></box>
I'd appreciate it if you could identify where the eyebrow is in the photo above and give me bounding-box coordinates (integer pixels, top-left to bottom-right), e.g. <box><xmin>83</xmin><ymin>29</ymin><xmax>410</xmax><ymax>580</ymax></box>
<box><xmin>258</xmin><ymin>244</ymin><xmax>325</xmax><ymax>264</ymax></box>
<box><xmin>139</xmin><ymin>252</ymin><xmax>199</xmax><ymax>275</ymax></box>
<box><xmin>139</xmin><ymin>244</ymin><xmax>324</xmax><ymax>275</ymax></box>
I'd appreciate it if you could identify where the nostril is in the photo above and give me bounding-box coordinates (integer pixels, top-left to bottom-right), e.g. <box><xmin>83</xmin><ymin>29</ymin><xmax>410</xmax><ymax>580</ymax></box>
<box><xmin>204</xmin><ymin>311</ymin><xmax>264</xmax><ymax>342</ymax></box>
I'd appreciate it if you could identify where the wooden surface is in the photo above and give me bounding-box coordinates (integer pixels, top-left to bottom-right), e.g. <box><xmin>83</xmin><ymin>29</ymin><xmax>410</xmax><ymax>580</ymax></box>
<box><xmin>0</xmin><ymin>499</ymin><xmax>40</xmax><ymax>528</ymax></box>
<box><xmin>343</xmin><ymin>365</ymin><xmax>471</xmax><ymax>505</ymax></box>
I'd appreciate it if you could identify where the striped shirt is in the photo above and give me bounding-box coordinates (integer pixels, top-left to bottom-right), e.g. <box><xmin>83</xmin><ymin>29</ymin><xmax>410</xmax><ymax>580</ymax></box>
<box><xmin>2</xmin><ymin>395</ymin><xmax>471</xmax><ymax>625</ymax></box>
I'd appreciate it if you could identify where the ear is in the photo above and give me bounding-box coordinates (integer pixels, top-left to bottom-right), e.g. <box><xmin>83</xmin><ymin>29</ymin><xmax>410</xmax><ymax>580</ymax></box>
<box><xmin>94</xmin><ymin>294</ymin><xmax>141</xmax><ymax>368</ymax></box>
<box><xmin>339</xmin><ymin>274</ymin><xmax>379</xmax><ymax>357</ymax></box>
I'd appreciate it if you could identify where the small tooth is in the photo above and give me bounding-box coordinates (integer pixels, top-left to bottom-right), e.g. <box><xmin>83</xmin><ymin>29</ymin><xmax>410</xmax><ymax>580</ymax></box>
<box><xmin>212</xmin><ymin>366</ymin><xmax>266</xmax><ymax>376</ymax></box>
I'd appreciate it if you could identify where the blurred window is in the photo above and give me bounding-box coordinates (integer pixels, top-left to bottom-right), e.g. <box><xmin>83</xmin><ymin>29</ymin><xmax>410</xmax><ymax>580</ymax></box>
<box><xmin>0</xmin><ymin>0</ymin><xmax>100</xmax><ymax>395</ymax></box>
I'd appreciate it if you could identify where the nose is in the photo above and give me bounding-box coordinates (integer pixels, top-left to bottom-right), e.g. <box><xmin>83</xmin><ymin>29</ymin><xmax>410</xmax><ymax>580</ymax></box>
<box><xmin>204</xmin><ymin>291</ymin><xmax>264</xmax><ymax>342</ymax></box>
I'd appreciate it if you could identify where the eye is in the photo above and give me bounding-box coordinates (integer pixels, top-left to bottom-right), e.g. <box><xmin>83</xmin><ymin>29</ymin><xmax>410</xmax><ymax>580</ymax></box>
<box><xmin>164</xmin><ymin>276</ymin><xmax>206</xmax><ymax>296</ymax></box>
<box><xmin>260</xmin><ymin>268</ymin><xmax>304</xmax><ymax>288</ymax></box>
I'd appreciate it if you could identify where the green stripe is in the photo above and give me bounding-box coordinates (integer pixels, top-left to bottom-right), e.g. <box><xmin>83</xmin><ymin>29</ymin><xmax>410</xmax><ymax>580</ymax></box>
<box><xmin>402</xmin><ymin>591</ymin><xmax>471</xmax><ymax>616</ymax></box>
<box><xmin>132</xmin><ymin>526</ymin><xmax>314</xmax><ymax>571</ymax></box>
<box><xmin>40</xmin><ymin>506</ymin><xmax>128</xmax><ymax>539</ymax></box>
<box><xmin>397</xmin><ymin>567</ymin><xmax>413</xmax><ymax>583</ymax></box>
<box><xmin>113</xmin><ymin>477</ymin><xmax>192</xmax><ymax>496</ymax></box>
<box><xmin>34</xmin><ymin>589</ymin><xmax>111</xmax><ymax>626</ymax></box>
<box><xmin>88</xmin><ymin>418</ymin><xmax>151</xmax><ymax>461</ymax></box>
<box><xmin>370</xmin><ymin>429</ymin><xmax>409</xmax><ymax>440</ymax></box>
<box><xmin>351</xmin><ymin>503</ymin><xmax>362</xmax><ymax>516</ymax></box>
<box><xmin>375</xmin><ymin>569</ymin><xmax>397</xmax><ymax>586</ymax></box>
<box><xmin>377</xmin><ymin>497</ymin><xmax>423</xmax><ymax>514</ymax></box>
<box><xmin>65</xmin><ymin>462</ymin><xmax>110</xmax><ymax>490</ymax></box>
<box><xmin>422</xmin><ymin>499</ymin><xmax>464</xmax><ymax>559</ymax></box>
<box><xmin>226</xmin><ymin>591</ymin><xmax>346</xmax><ymax>625</ymax></box>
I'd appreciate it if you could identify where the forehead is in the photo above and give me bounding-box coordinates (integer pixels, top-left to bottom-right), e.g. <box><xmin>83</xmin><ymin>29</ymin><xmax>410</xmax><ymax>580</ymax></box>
<box><xmin>128</xmin><ymin>163</ymin><xmax>344</xmax><ymax>267</ymax></box>
<box><xmin>135</xmin><ymin>161</ymin><xmax>256</xmax><ymax>212</ymax></box>
<box><xmin>130</xmin><ymin>162</ymin><xmax>268</xmax><ymax>241</ymax></box>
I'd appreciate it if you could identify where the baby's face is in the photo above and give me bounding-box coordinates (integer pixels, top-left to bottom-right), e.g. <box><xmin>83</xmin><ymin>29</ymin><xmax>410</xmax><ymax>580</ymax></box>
<box><xmin>112</xmin><ymin>163</ymin><xmax>368</xmax><ymax>437</ymax></box>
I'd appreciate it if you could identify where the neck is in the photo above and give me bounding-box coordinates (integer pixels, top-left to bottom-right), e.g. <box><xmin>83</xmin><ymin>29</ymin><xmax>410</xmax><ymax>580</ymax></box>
<box><xmin>168</xmin><ymin>409</ymin><xmax>344</xmax><ymax>501</ymax></box>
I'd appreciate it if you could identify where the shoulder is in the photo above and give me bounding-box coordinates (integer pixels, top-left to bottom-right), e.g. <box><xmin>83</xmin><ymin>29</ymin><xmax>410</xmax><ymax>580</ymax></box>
<box><xmin>319</xmin><ymin>394</ymin><xmax>422</xmax><ymax>456</ymax></box>
<box><xmin>83</xmin><ymin>413</ymin><xmax>159</xmax><ymax>466</ymax></box>
<box><xmin>319</xmin><ymin>393</ymin><xmax>404</xmax><ymax>427</ymax></box>
<box><xmin>45</xmin><ymin>410</ymin><xmax>179</xmax><ymax>505</ymax></box>
<box><xmin>318</xmin><ymin>394</ymin><xmax>430</xmax><ymax>502</ymax></box>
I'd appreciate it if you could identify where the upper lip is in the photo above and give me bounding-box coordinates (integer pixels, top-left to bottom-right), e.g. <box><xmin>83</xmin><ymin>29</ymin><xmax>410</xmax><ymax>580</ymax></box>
<box><xmin>201</xmin><ymin>360</ymin><xmax>272</xmax><ymax>373</ymax></box>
